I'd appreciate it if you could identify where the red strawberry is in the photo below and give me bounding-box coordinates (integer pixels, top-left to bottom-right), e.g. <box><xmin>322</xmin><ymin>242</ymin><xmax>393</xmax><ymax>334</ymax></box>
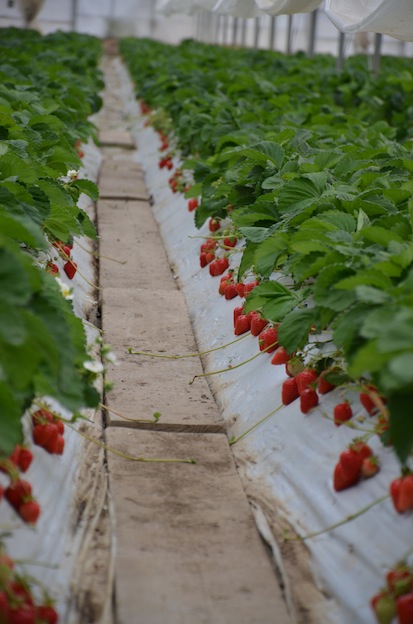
<box><xmin>18</xmin><ymin>500</ymin><xmax>41</xmax><ymax>525</ymax></box>
<box><xmin>390</xmin><ymin>477</ymin><xmax>404</xmax><ymax>514</ymax></box>
<box><xmin>200</xmin><ymin>252</ymin><xmax>215</xmax><ymax>267</ymax></box>
<box><xmin>223</xmin><ymin>236</ymin><xmax>237</xmax><ymax>248</ymax></box>
<box><xmin>350</xmin><ymin>440</ymin><xmax>373</xmax><ymax>460</ymax></box>
<box><xmin>209</xmin><ymin>258</ymin><xmax>229</xmax><ymax>277</ymax></box>
<box><xmin>361</xmin><ymin>455</ymin><xmax>380</xmax><ymax>479</ymax></box>
<box><xmin>33</xmin><ymin>423</ymin><xmax>59</xmax><ymax>449</ymax></box>
<box><xmin>233</xmin><ymin>306</ymin><xmax>244</xmax><ymax>325</ymax></box>
<box><xmin>300</xmin><ymin>388</ymin><xmax>318</xmax><ymax>414</ymax></box>
<box><xmin>359</xmin><ymin>391</ymin><xmax>376</xmax><ymax>415</ymax></box>
<box><xmin>234</xmin><ymin>315</ymin><xmax>251</xmax><ymax>336</ymax></box>
<box><xmin>61</xmin><ymin>245</ymin><xmax>71</xmax><ymax>259</ymax></box>
<box><xmin>0</xmin><ymin>484</ymin><xmax>3</xmax><ymax>502</ymax></box>
<box><xmin>63</xmin><ymin>259</ymin><xmax>77</xmax><ymax>280</ymax></box>
<box><xmin>244</xmin><ymin>281</ymin><xmax>259</xmax><ymax>296</ymax></box>
<box><xmin>296</xmin><ymin>369</ymin><xmax>318</xmax><ymax>395</ymax></box>
<box><xmin>166</xmin><ymin>160</ymin><xmax>173</xmax><ymax>170</ymax></box>
<box><xmin>338</xmin><ymin>449</ymin><xmax>363</xmax><ymax>482</ymax></box>
<box><xmin>235</xmin><ymin>283</ymin><xmax>245</xmax><ymax>297</ymax></box>
<box><xmin>249</xmin><ymin>312</ymin><xmax>267</xmax><ymax>337</ymax></box>
<box><xmin>14</xmin><ymin>446</ymin><xmax>33</xmax><ymax>473</ymax></box>
<box><xmin>35</xmin><ymin>605</ymin><xmax>59</xmax><ymax>624</ymax></box>
<box><xmin>258</xmin><ymin>326</ymin><xmax>278</xmax><ymax>354</ymax></box>
<box><xmin>55</xmin><ymin>420</ymin><xmax>65</xmax><ymax>436</ymax></box>
<box><xmin>271</xmin><ymin>347</ymin><xmax>291</xmax><ymax>365</ymax></box>
<box><xmin>317</xmin><ymin>377</ymin><xmax>335</xmax><ymax>395</ymax></box>
<box><xmin>0</xmin><ymin>591</ymin><xmax>10</xmax><ymax>621</ymax></box>
<box><xmin>8</xmin><ymin>604</ymin><xmax>36</xmax><ymax>624</ymax></box>
<box><xmin>200</xmin><ymin>239</ymin><xmax>217</xmax><ymax>253</ymax></box>
<box><xmin>218</xmin><ymin>277</ymin><xmax>232</xmax><ymax>296</ymax></box>
<box><xmin>333</xmin><ymin>461</ymin><xmax>360</xmax><ymax>492</ymax></box>
<box><xmin>54</xmin><ymin>435</ymin><xmax>65</xmax><ymax>456</ymax></box>
<box><xmin>282</xmin><ymin>378</ymin><xmax>299</xmax><ymax>405</ymax></box>
<box><xmin>5</xmin><ymin>480</ymin><xmax>32</xmax><ymax>510</ymax></box>
<box><xmin>32</xmin><ymin>409</ymin><xmax>54</xmax><ymax>426</ymax></box>
<box><xmin>397</xmin><ymin>593</ymin><xmax>413</xmax><ymax>624</ymax></box>
<box><xmin>46</xmin><ymin>262</ymin><xmax>59</xmax><ymax>275</ymax></box>
<box><xmin>188</xmin><ymin>198</ymin><xmax>198</xmax><ymax>212</ymax></box>
<box><xmin>398</xmin><ymin>475</ymin><xmax>413</xmax><ymax>513</ymax></box>
<box><xmin>8</xmin><ymin>581</ymin><xmax>33</xmax><ymax>606</ymax></box>
<box><xmin>333</xmin><ymin>402</ymin><xmax>353</xmax><ymax>426</ymax></box>
<box><xmin>224</xmin><ymin>284</ymin><xmax>237</xmax><ymax>300</ymax></box>
<box><xmin>209</xmin><ymin>218</ymin><xmax>220</xmax><ymax>232</ymax></box>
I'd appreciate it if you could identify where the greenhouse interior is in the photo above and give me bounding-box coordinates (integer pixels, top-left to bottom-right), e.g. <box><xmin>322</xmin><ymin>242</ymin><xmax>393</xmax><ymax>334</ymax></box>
<box><xmin>0</xmin><ymin>0</ymin><xmax>413</xmax><ymax>623</ymax></box>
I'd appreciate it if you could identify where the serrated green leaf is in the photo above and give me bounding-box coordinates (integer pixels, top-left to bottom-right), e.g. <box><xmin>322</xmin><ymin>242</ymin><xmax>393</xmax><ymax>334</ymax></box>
<box><xmin>254</xmin><ymin>232</ymin><xmax>287</xmax><ymax>277</ymax></box>
<box><xmin>360</xmin><ymin>225</ymin><xmax>404</xmax><ymax>246</ymax></box>
<box><xmin>231</xmin><ymin>141</ymin><xmax>285</xmax><ymax>170</ymax></box>
<box><xmin>72</xmin><ymin>178</ymin><xmax>99</xmax><ymax>202</ymax></box>
<box><xmin>348</xmin><ymin>339</ymin><xmax>389</xmax><ymax>378</ymax></box>
<box><xmin>314</xmin><ymin>264</ymin><xmax>355</xmax><ymax>311</ymax></box>
<box><xmin>0</xmin><ymin>382</ymin><xmax>23</xmax><ymax>457</ymax></box>
<box><xmin>237</xmin><ymin>241</ymin><xmax>258</xmax><ymax>280</ymax></box>
<box><xmin>388</xmin><ymin>393</ymin><xmax>413</xmax><ymax>464</ymax></box>
<box><xmin>244</xmin><ymin>280</ymin><xmax>296</xmax><ymax>321</ymax></box>
<box><xmin>278</xmin><ymin>308</ymin><xmax>317</xmax><ymax>353</ymax></box>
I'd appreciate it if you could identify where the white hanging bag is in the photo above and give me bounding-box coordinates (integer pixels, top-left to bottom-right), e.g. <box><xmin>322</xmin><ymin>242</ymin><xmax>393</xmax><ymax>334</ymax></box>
<box><xmin>325</xmin><ymin>0</ymin><xmax>413</xmax><ymax>42</ymax></box>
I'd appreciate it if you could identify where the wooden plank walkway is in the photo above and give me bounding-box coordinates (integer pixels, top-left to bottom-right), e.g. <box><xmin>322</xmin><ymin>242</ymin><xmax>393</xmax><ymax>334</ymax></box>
<box><xmin>96</xmin><ymin>56</ymin><xmax>291</xmax><ymax>624</ymax></box>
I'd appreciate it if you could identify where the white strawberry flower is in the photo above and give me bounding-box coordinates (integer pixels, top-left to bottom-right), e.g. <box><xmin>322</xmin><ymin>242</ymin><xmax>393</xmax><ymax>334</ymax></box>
<box><xmin>55</xmin><ymin>276</ymin><xmax>74</xmax><ymax>301</ymax></box>
<box><xmin>67</xmin><ymin>169</ymin><xmax>79</xmax><ymax>180</ymax></box>
<box><xmin>83</xmin><ymin>360</ymin><xmax>105</xmax><ymax>374</ymax></box>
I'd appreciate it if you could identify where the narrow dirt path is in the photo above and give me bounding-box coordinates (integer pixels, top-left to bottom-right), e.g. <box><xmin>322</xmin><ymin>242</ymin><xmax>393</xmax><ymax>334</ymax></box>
<box><xmin>95</xmin><ymin>53</ymin><xmax>292</xmax><ymax>624</ymax></box>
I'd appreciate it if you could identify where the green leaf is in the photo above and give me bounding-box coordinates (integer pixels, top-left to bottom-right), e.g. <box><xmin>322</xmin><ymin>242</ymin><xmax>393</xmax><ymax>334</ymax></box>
<box><xmin>278</xmin><ymin>176</ymin><xmax>323</xmax><ymax>214</ymax></box>
<box><xmin>348</xmin><ymin>339</ymin><xmax>389</xmax><ymax>378</ymax></box>
<box><xmin>230</xmin><ymin>141</ymin><xmax>285</xmax><ymax>169</ymax></box>
<box><xmin>388</xmin><ymin>393</ymin><xmax>413</xmax><ymax>464</ymax></box>
<box><xmin>277</xmin><ymin>307</ymin><xmax>318</xmax><ymax>353</ymax></box>
<box><xmin>72</xmin><ymin>179</ymin><xmax>99</xmax><ymax>202</ymax></box>
<box><xmin>244</xmin><ymin>280</ymin><xmax>296</xmax><ymax>321</ymax></box>
<box><xmin>314</xmin><ymin>264</ymin><xmax>355</xmax><ymax>311</ymax></box>
<box><xmin>360</xmin><ymin>225</ymin><xmax>404</xmax><ymax>246</ymax></box>
<box><xmin>0</xmin><ymin>382</ymin><xmax>23</xmax><ymax>457</ymax></box>
<box><xmin>237</xmin><ymin>241</ymin><xmax>258</xmax><ymax>280</ymax></box>
<box><xmin>254</xmin><ymin>232</ymin><xmax>288</xmax><ymax>277</ymax></box>
<box><xmin>239</xmin><ymin>225</ymin><xmax>276</xmax><ymax>243</ymax></box>
<box><xmin>354</xmin><ymin>285</ymin><xmax>392</xmax><ymax>305</ymax></box>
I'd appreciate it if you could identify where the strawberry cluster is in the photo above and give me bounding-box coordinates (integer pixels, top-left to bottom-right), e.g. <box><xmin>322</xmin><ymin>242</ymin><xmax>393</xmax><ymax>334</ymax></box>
<box><xmin>333</xmin><ymin>440</ymin><xmax>378</xmax><ymax>491</ymax></box>
<box><xmin>52</xmin><ymin>241</ymin><xmax>77</xmax><ymax>281</ymax></box>
<box><xmin>31</xmin><ymin>409</ymin><xmax>65</xmax><ymax>456</ymax></box>
<box><xmin>0</xmin><ymin>547</ymin><xmax>58</xmax><ymax>623</ymax></box>
<box><xmin>0</xmin><ymin>446</ymin><xmax>40</xmax><ymax>525</ymax></box>
<box><xmin>371</xmin><ymin>563</ymin><xmax>413</xmax><ymax>624</ymax></box>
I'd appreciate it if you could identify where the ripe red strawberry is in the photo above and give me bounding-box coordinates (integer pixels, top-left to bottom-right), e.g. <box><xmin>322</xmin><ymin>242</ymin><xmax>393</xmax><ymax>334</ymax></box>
<box><xmin>333</xmin><ymin>461</ymin><xmax>360</xmax><ymax>491</ymax></box>
<box><xmin>317</xmin><ymin>377</ymin><xmax>335</xmax><ymax>394</ymax></box>
<box><xmin>18</xmin><ymin>500</ymin><xmax>41</xmax><ymax>525</ymax></box>
<box><xmin>361</xmin><ymin>455</ymin><xmax>380</xmax><ymax>479</ymax></box>
<box><xmin>296</xmin><ymin>369</ymin><xmax>318</xmax><ymax>395</ymax></box>
<box><xmin>32</xmin><ymin>408</ymin><xmax>54</xmax><ymax>426</ymax></box>
<box><xmin>249</xmin><ymin>312</ymin><xmax>267</xmax><ymax>337</ymax></box>
<box><xmin>338</xmin><ymin>449</ymin><xmax>363</xmax><ymax>482</ymax></box>
<box><xmin>35</xmin><ymin>604</ymin><xmax>59</xmax><ymax>624</ymax></box>
<box><xmin>200</xmin><ymin>252</ymin><xmax>215</xmax><ymax>268</ymax></box>
<box><xmin>209</xmin><ymin>218</ymin><xmax>220</xmax><ymax>232</ymax></box>
<box><xmin>244</xmin><ymin>281</ymin><xmax>259</xmax><ymax>296</ymax></box>
<box><xmin>8</xmin><ymin>604</ymin><xmax>36</xmax><ymax>624</ymax></box>
<box><xmin>0</xmin><ymin>484</ymin><xmax>3</xmax><ymax>502</ymax></box>
<box><xmin>188</xmin><ymin>198</ymin><xmax>198</xmax><ymax>212</ymax></box>
<box><xmin>233</xmin><ymin>306</ymin><xmax>244</xmax><ymax>325</ymax></box>
<box><xmin>5</xmin><ymin>480</ymin><xmax>32</xmax><ymax>510</ymax></box>
<box><xmin>359</xmin><ymin>391</ymin><xmax>376</xmax><ymax>415</ymax></box>
<box><xmin>270</xmin><ymin>347</ymin><xmax>291</xmax><ymax>365</ymax></box>
<box><xmin>300</xmin><ymin>388</ymin><xmax>318</xmax><ymax>414</ymax></box>
<box><xmin>333</xmin><ymin>402</ymin><xmax>353</xmax><ymax>426</ymax></box>
<box><xmin>235</xmin><ymin>283</ymin><xmax>245</xmax><ymax>297</ymax></box>
<box><xmin>224</xmin><ymin>284</ymin><xmax>237</xmax><ymax>300</ymax></box>
<box><xmin>223</xmin><ymin>236</ymin><xmax>237</xmax><ymax>248</ymax></box>
<box><xmin>55</xmin><ymin>420</ymin><xmax>65</xmax><ymax>436</ymax></box>
<box><xmin>398</xmin><ymin>475</ymin><xmax>413</xmax><ymax>513</ymax></box>
<box><xmin>258</xmin><ymin>326</ymin><xmax>278</xmax><ymax>354</ymax></box>
<box><xmin>397</xmin><ymin>593</ymin><xmax>413</xmax><ymax>624</ymax></box>
<box><xmin>33</xmin><ymin>423</ymin><xmax>59</xmax><ymax>449</ymax></box>
<box><xmin>218</xmin><ymin>277</ymin><xmax>232</xmax><ymax>296</ymax></box>
<box><xmin>13</xmin><ymin>446</ymin><xmax>33</xmax><ymax>473</ymax></box>
<box><xmin>166</xmin><ymin>160</ymin><xmax>173</xmax><ymax>170</ymax></box>
<box><xmin>282</xmin><ymin>377</ymin><xmax>299</xmax><ymax>405</ymax></box>
<box><xmin>234</xmin><ymin>315</ymin><xmax>251</xmax><ymax>336</ymax></box>
<box><xmin>61</xmin><ymin>245</ymin><xmax>71</xmax><ymax>259</ymax></box>
<box><xmin>350</xmin><ymin>440</ymin><xmax>373</xmax><ymax>460</ymax></box>
<box><xmin>390</xmin><ymin>477</ymin><xmax>404</xmax><ymax>514</ymax></box>
<box><xmin>200</xmin><ymin>239</ymin><xmax>217</xmax><ymax>253</ymax></box>
<box><xmin>63</xmin><ymin>259</ymin><xmax>77</xmax><ymax>280</ymax></box>
<box><xmin>209</xmin><ymin>258</ymin><xmax>229</xmax><ymax>276</ymax></box>
<box><xmin>0</xmin><ymin>591</ymin><xmax>10</xmax><ymax>621</ymax></box>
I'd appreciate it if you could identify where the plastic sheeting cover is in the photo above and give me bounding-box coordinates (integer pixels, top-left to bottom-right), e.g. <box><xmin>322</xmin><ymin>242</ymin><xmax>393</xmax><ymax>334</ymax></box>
<box><xmin>255</xmin><ymin>0</ymin><xmax>321</xmax><ymax>16</ymax></box>
<box><xmin>325</xmin><ymin>0</ymin><xmax>413</xmax><ymax>41</ymax></box>
<box><xmin>214</xmin><ymin>0</ymin><xmax>261</xmax><ymax>18</ymax></box>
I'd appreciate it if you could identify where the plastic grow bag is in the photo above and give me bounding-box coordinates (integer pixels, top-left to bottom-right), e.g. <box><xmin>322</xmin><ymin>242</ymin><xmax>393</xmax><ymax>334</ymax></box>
<box><xmin>325</xmin><ymin>0</ymin><xmax>413</xmax><ymax>42</ymax></box>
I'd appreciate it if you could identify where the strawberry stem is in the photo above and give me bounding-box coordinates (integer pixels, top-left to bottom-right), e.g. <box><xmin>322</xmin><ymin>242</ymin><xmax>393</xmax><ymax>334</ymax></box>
<box><xmin>128</xmin><ymin>332</ymin><xmax>250</xmax><ymax>359</ymax></box>
<box><xmin>66</xmin><ymin>423</ymin><xmax>196</xmax><ymax>464</ymax></box>
<box><xmin>286</xmin><ymin>494</ymin><xmax>389</xmax><ymax>542</ymax></box>
<box><xmin>319</xmin><ymin>410</ymin><xmax>376</xmax><ymax>434</ymax></box>
<box><xmin>75</xmin><ymin>240</ymin><xmax>127</xmax><ymax>265</ymax></box>
<box><xmin>99</xmin><ymin>402</ymin><xmax>160</xmax><ymax>424</ymax></box>
<box><xmin>229</xmin><ymin>403</ymin><xmax>283</xmax><ymax>446</ymax></box>
<box><xmin>189</xmin><ymin>340</ymin><xmax>278</xmax><ymax>384</ymax></box>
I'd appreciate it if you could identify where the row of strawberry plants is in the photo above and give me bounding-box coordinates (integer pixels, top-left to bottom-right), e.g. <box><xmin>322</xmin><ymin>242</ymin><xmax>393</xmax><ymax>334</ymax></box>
<box><xmin>121</xmin><ymin>38</ymin><xmax>413</xmax><ymax>623</ymax></box>
<box><xmin>0</xmin><ymin>28</ymin><xmax>104</xmax><ymax>623</ymax></box>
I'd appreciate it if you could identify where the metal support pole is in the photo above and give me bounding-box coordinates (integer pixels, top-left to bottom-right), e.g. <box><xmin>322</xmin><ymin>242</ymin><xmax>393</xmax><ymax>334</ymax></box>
<box><xmin>232</xmin><ymin>16</ymin><xmax>239</xmax><ymax>47</ymax></box>
<box><xmin>372</xmin><ymin>32</ymin><xmax>382</xmax><ymax>76</ymax></box>
<box><xmin>254</xmin><ymin>16</ymin><xmax>260</xmax><ymax>49</ymax></box>
<box><xmin>241</xmin><ymin>18</ymin><xmax>247</xmax><ymax>47</ymax></box>
<box><xmin>269</xmin><ymin>15</ymin><xmax>276</xmax><ymax>51</ymax></box>
<box><xmin>307</xmin><ymin>9</ymin><xmax>317</xmax><ymax>57</ymax></box>
<box><xmin>286</xmin><ymin>15</ymin><xmax>293</xmax><ymax>54</ymax></box>
<box><xmin>337</xmin><ymin>31</ymin><xmax>345</xmax><ymax>72</ymax></box>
